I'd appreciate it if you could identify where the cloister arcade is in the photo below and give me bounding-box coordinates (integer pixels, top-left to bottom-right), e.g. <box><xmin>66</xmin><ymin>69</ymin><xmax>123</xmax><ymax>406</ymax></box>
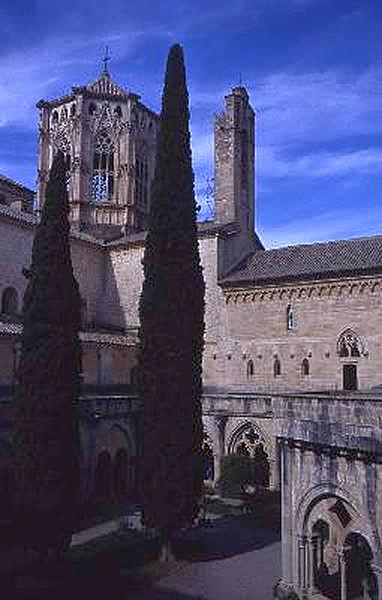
<box><xmin>295</xmin><ymin>490</ymin><xmax>379</xmax><ymax>599</ymax></box>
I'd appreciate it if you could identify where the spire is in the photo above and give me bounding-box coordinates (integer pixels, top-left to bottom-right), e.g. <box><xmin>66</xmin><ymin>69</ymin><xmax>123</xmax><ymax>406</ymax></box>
<box><xmin>102</xmin><ymin>45</ymin><xmax>111</xmax><ymax>77</ymax></box>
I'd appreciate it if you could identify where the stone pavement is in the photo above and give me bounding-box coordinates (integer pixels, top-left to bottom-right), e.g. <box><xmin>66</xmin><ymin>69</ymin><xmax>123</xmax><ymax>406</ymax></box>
<box><xmin>131</xmin><ymin>517</ymin><xmax>281</xmax><ymax>600</ymax></box>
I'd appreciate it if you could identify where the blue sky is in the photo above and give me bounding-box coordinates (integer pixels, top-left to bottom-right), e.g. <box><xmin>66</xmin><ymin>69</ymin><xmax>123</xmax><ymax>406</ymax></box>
<box><xmin>1</xmin><ymin>0</ymin><xmax>382</xmax><ymax>247</ymax></box>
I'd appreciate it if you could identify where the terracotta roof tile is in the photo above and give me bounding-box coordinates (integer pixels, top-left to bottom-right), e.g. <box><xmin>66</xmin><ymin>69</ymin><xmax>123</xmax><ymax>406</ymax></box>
<box><xmin>221</xmin><ymin>235</ymin><xmax>382</xmax><ymax>286</ymax></box>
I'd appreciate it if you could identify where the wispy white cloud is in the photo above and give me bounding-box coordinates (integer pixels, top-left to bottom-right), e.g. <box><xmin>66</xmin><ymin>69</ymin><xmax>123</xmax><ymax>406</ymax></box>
<box><xmin>260</xmin><ymin>204</ymin><xmax>382</xmax><ymax>248</ymax></box>
<box><xmin>254</xmin><ymin>65</ymin><xmax>382</xmax><ymax>146</ymax></box>
<box><xmin>0</xmin><ymin>28</ymin><xmax>168</xmax><ymax>130</ymax></box>
<box><xmin>260</xmin><ymin>146</ymin><xmax>382</xmax><ymax>179</ymax></box>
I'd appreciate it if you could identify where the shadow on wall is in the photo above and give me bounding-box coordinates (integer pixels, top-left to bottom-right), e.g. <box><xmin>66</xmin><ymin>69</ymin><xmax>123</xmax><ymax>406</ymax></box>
<box><xmin>95</xmin><ymin>251</ymin><xmax>128</xmax><ymax>332</ymax></box>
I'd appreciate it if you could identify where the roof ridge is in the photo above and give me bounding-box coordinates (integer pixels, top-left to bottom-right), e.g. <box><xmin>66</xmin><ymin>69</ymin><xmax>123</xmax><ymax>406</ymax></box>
<box><xmin>265</xmin><ymin>233</ymin><xmax>382</xmax><ymax>253</ymax></box>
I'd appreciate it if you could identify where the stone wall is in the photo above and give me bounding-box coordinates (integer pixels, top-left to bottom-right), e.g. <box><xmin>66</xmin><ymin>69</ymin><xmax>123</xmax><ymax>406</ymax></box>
<box><xmin>217</xmin><ymin>277</ymin><xmax>382</xmax><ymax>392</ymax></box>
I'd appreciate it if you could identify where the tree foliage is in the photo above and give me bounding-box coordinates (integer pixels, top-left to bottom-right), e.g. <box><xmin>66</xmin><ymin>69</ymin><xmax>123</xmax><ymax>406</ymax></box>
<box><xmin>14</xmin><ymin>151</ymin><xmax>81</xmax><ymax>555</ymax></box>
<box><xmin>138</xmin><ymin>44</ymin><xmax>205</xmax><ymax>542</ymax></box>
<box><xmin>217</xmin><ymin>455</ymin><xmax>254</xmax><ymax>497</ymax></box>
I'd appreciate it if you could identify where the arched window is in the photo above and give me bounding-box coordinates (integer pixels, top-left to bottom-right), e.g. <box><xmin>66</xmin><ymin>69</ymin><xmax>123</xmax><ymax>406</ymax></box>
<box><xmin>337</xmin><ymin>330</ymin><xmax>364</xmax><ymax>358</ymax></box>
<box><xmin>89</xmin><ymin>102</ymin><xmax>97</xmax><ymax>115</ymax></box>
<box><xmin>135</xmin><ymin>155</ymin><xmax>149</xmax><ymax>209</ymax></box>
<box><xmin>60</xmin><ymin>107</ymin><xmax>68</xmax><ymax>121</ymax></box>
<box><xmin>91</xmin><ymin>130</ymin><xmax>114</xmax><ymax>202</ymax></box>
<box><xmin>114</xmin><ymin>105</ymin><xmax>122</xmax><ymax>117</ymax></box>
<box><xmin>301</xmin><ymin>358</ymin><xmax>310</xmax><ymax>376</ymax></box>
<box><xmin>273</xmin><ymin>356</ymin><xmax>281</xmax><ymax>377</ymax></box>
<box><xmin>1</xmin><ymin>287</ymin><xmax>18</xmax><ymax>315</ymax></box>
<box><xmin>70</xmin><ymin>103</ymin><xmax>76</xmax><ymax>117</ymax></box>
<box><xmin>286</xmin><ymin>304</ymin><xmax>294</xmax><ymax>330</ymax></box>
<box><xmin>247</xmin><ymin>360</ymin><xmax>254</xmax><ymax>379</ymax></box>
<box><xmin>52</xmin><ymin>110</ymin><xmax>59</xmax><ymax>123</ymax></box>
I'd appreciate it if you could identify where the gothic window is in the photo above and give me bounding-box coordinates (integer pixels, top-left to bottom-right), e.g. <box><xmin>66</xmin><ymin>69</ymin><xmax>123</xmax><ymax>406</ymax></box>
<box><xmin>286</xmin><ymin>305</ymin><xmax>295</xmax><ymax>330</ymax></box>
<box><xmin>247</xmin><ymin>359</ymin><xmax>254</xmax><ymax>379</ymax></box>
<box><xmin>301</xmin><ymin>358</ymin><xmax>310</xmax><ymax>376</ymax></box>
<box><xmin>70</xmin><ymin>104</ymin><xmax>76</xmax><ymax>117</ymax></box>
<box><xmin>89</xmin><ymin>103</ymin><xmax>97</xmax><ymax>115</ymax></box>
<box><xmin>91</xmin><ymin>130</ymin><xmax>114</xmax><ymax>202</ymax></box>
<box><xmin>114</xmin><ymin>105</ymin><xmax>122</xmax><ymax>117</ymax></box>
<box><xmin>1</xmin><ymin>287</ymin><xmax>18</xmax><ymax>315</ymax></box>
<box><xmin>273</xmin><ymin>356</ymin><xmax>281</xmax><ymax>377</ymax></box>
<box><xmin>52</xmin><ymin>110</ymin><xmax>59</xmax><ymax>123</ymax></box>
<box><xmin>135</xmin><ymin>155</ymin><xmax>149</xmax><ymax>208</ymax></box>
<box><xmin>60</xmin><ymin>107</ymin><xmax>68</xmax><ymax>121</ymax></box>
<box><xmin>337</xmin><ymin>330</ymin><xmax>364</xmax><ymax>358</ymax></box>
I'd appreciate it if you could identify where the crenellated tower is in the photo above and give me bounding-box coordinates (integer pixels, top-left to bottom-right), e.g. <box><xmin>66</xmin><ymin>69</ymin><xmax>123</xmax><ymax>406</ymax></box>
<box><xmin>214</xmin><ymin>86</ymin><xmax>255</xmax><ymax>235</ymax></box>
<box><xmin>36</xmin><ymin>67</ymin><xmax>159</xmax><ymax>239</ymax></box>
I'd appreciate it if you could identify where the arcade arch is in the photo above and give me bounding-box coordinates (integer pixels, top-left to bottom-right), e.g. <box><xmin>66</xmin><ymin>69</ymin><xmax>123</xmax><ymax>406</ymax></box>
<box><xmin>227</xmin><ymin>422</ymin><xmax>273</xmax><ymax>488</ymax></box>
<box><xmin>295</xmin><ymin>488</ymin><xmax>378</xmax><ymax>599</ymax></box>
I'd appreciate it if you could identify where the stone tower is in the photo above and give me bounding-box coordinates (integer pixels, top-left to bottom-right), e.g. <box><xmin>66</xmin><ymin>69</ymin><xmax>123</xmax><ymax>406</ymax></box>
<box><xmin>214</xmin><ymin>86</ymin><xmax>255</xmax><ymax>235</ymax></box>
<box><xmin>36</xmin><ymin>67</ymin><xmax>159</xmax><ymax>239</ymax></box>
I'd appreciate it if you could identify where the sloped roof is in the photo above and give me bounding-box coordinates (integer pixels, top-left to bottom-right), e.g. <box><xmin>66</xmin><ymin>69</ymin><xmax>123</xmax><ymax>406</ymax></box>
<box><xmin>221</xmin><ymin>235</ymin><xmax>382</xmax><ymax>286</ymax></box>
<box><xmin>77</xmin><ymin>70</ymin><xmax>129</xmax><ymax>98</ymax></box>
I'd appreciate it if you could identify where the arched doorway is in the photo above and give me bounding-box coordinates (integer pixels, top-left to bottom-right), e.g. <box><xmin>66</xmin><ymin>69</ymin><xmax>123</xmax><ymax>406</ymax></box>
<box><xmin>345</xmin><ymin>533</ymin><xmax>378</xmax><ymax>599</ymax></box>
<box><xmin>337</xmin><ymin>330</ymin><xmax>366</xmax><ymax>391</ymax></box>
<box><xmin>113</xmin><ymin>448</ymin><xmax>128</xmax><ymax>499</ymax></box>
<box><xmin>94</xmin><ymin>451</ymin><xmax>112</xmax><ymax>503</ymax></box>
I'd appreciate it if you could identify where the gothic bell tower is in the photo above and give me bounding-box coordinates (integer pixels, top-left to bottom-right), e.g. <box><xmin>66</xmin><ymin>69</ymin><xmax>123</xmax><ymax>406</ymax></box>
<box><xmin>36</xmin><ymin>65</ymin><xmax>159</xmax><ymax>239</ymax></box>
<box><xmin>214</xmin><ymin>86</ymin><xmax>255</xmax><ymax>234</ymax></box>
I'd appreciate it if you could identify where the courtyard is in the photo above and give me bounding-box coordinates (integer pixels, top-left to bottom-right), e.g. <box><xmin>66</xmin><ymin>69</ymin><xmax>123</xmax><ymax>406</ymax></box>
<box><xmin>2</xmin><ymin>512</ymin><xmax>281</xmax><ymax>600</ymax></box>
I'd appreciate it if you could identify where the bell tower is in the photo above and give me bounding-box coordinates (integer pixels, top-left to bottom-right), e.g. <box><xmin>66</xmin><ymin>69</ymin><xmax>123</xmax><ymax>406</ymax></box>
<box><xmin>214</xmin><ymin>86</ymin><xmax>255</xmax><ymax>235</ymax></box>
<box><xmin>36</xmin><ymin>67</ymin><xmax>159</xmax><ymax>239</ymax></box>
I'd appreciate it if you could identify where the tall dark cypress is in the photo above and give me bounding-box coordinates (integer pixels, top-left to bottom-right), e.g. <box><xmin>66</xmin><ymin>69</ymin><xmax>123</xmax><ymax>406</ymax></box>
<box><xmin>14</xmin><ymin>151</ymin><xmax>81</xmax><ymax>555</ymax></box>
<box><xmin>139</xmin><ymin>44</ymin><xmax>205</xmax><ymax>556</ymax></box>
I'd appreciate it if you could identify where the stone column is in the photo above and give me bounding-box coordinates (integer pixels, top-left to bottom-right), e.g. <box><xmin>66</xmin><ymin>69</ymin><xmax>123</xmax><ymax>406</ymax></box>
<box><xmin>307</xmin><ymin>536</ymin><xmax>318</xmax><ymax>593</ymax></box>
<box><xmin>213</xmin><ymin>415</ymin><xmax>227</xmax><ymax>483</ymax></box>
<box><xmin>339</xmin><ymin>549</ymin><xmax>347</xmax><ymax>600</ymax></box>
<box><xmin>298</xmin><ymin>535</ymin><xmax>307</xmax><ymax>591</ymax></box>
<box><xmin>280</xmin><ymin>440</ymin><xmax>295</xmax><ymax>586</ymax></box>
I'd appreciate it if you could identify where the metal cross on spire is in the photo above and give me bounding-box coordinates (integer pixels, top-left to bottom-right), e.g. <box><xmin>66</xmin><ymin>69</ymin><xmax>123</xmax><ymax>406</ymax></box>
<box><xmin>102</xmin><ymin>46</ymin><xmax>111</xmax><ymax>75</ymax></box>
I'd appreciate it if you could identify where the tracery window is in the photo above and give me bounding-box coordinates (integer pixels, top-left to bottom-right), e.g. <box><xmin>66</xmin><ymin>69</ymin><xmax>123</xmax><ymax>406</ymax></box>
<box><xmin>273</xmin><ymin>356</ymin><xmax>281</xmax><ymax>377</ymax></box>
<box><xmin>135</xmin><ymin>155</ymin><xmax>149</xmax><ymax>208</ymax></box>
<box><xmin>91</xmin><ymin>130</ymin><xmax>114</xmax><ymax>202</ymax></box>
<box><xmin>338</xmin><ymin>330</ymin><xmax>364</xmax><ymax>358</ymax></box>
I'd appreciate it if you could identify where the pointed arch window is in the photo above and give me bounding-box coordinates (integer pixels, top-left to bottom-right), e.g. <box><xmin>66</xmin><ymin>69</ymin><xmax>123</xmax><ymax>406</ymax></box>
<box><xmin>91</xmin><ymin>130</ymin><xmax>114</xmax><ymax>202</ymax></box>
<box><xmin>135</xmin><ymin>154</ymin><xmax>149</xmax><ymax>208</ymax></box>
<box><xmin>247</xmin><ymin>359</ymin><xmax>254</xmax><ymax>379</ymax></box>
<box><xmin>286</xmin><ymin>304</ymin><xmax>295</xmax><ymax>330</ymax></box>
<box><xmin>337</xmin><ymin>330</ymin><xmax>364</xmax><ymax>358</ymax></box>
<box><xmin>301</xmin><ymin>358</ymin><xmax>310</xmax><ymax>376</ymax></box>
<box><xmin>273</xmin><ymin>356</ymin><xmax>281</xmax><ymax>377</ymax></box>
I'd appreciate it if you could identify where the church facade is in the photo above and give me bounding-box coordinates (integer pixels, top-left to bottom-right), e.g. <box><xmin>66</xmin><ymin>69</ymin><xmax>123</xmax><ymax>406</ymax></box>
<box><xmin>1</xmin><ymin>67</ymin><xmax>382</xmax><ymax>598</ymax></box>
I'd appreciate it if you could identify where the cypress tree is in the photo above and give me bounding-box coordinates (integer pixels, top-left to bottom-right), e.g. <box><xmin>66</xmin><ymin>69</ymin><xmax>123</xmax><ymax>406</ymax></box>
<box><xmin>138</xmin><ymin>44</ymin><xmax>205</xmax><ymax>559</ymax></box>
<box><xmin>14</xmin><ymin>151</ymin><xmax>81</xmax><ymax>556</ymax></box>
